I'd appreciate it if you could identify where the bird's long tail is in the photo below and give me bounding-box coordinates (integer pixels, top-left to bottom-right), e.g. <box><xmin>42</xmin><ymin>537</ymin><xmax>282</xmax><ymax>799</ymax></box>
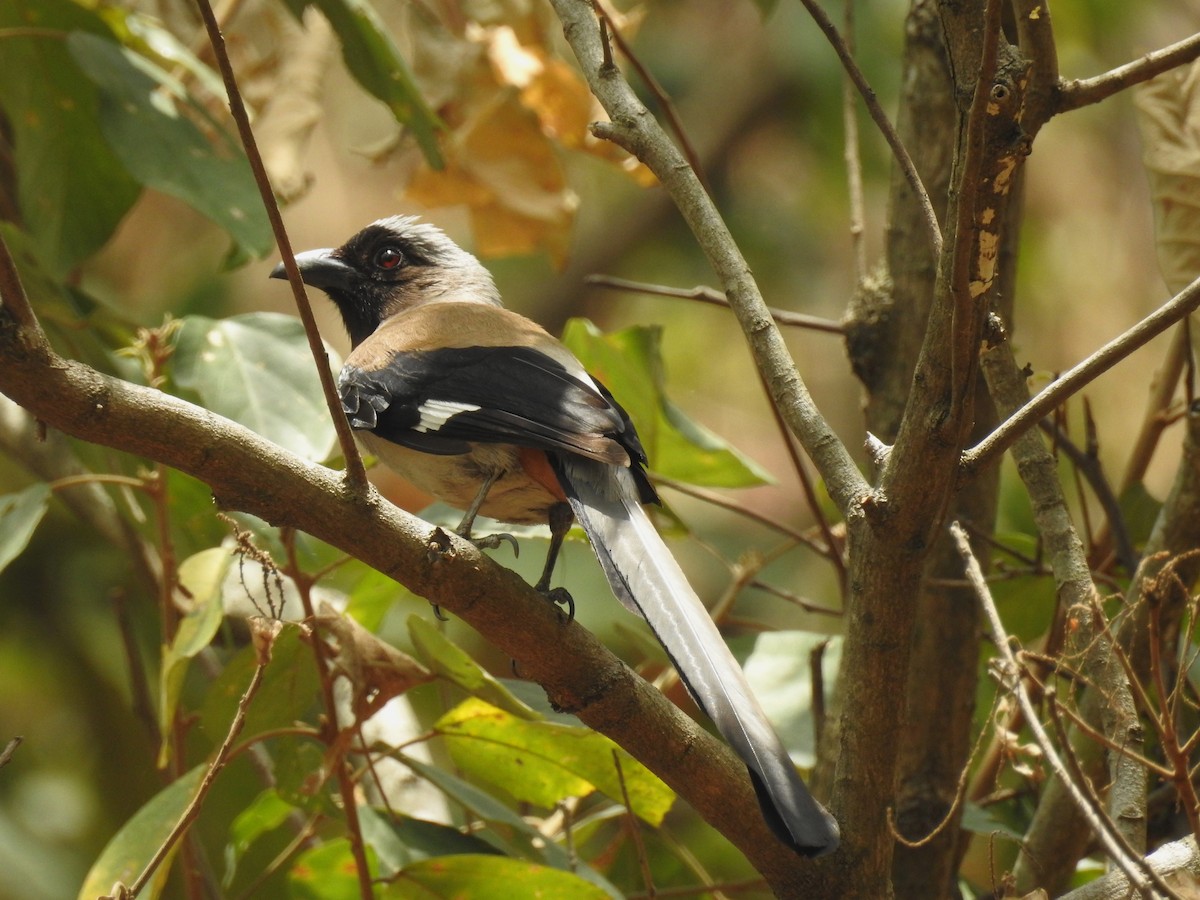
<box><xmin>555</xmin><ymin>458</ymin><xmax>840</xmax><ymax>857</ymax></box>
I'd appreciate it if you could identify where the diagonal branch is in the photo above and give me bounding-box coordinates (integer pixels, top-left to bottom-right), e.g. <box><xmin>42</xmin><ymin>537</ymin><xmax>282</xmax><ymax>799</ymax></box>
<box><xmin>1057</xmin><ymin>31</ymin><xmax>1200</xmax><ymax>115</ymax></box>
<box><xmin>963</xmin><ymin>273</ymin><xmax>1200</xmax><ymax>473</ymax></box>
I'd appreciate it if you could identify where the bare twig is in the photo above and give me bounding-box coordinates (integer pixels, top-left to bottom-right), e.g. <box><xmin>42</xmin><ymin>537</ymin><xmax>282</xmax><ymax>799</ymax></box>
<box><xmin>795</xmin><ymin>0</ymin><xmax>941</xmax><ymax>256</ymax></box>
<box><xmin>190</xmin><ymin>0</ymin><xmax>367</xmax><ymax>489</ymax></box>
<box><xmin>839</xmin><ymin>0</ymin><xmax>867</xmax><ymax>281</ymax></box>
<box><xmin>0</xmin><ymin>737</ymin><xmax>21</xmax><ymax>769</ymax></box>
<box><xmin>0</xmin><ymin>236</ymin><xmax>38</xmax><ymax>335</ymax></box>
<box><xmin>584</xmin><ymin>274</ymin><xmax>845</xmax><ymax>334</ymax></box>
<box><xmin>951</xmin><ymin>522</ymin><xmax>1164</xmax><ymax>899</ymax></box>
<box><xmin>965</xmin><ymin>273</ymin><xmax>1200</xmax><ymax>472</ymax></box>
<box><xmin>1058</xmin><ymin>31</ymin><xmax>1200</xmax><ymax>115</ymax></box>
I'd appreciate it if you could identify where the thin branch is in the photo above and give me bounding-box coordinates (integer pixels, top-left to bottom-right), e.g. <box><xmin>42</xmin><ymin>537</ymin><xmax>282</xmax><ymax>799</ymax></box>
<box><xmin>654</xmin><ymin>475</ymin><xmax>827</xmax><ymax>556</ymax></box>
<box><xmin>190</xmin><ymin>0</ymin><xmax>367</xmax><ymax>489</ymax></box>
<box><xmin>553</xmin><ymin>0</ymin><xmax>869</xmax><ymax>516</ymax></box>
<box><xmin>0</xmin><ymin>736</ymin><xmax>21</xmax><ymax>769</ymax></box>
<box><xmin>584</xmin><ymin>274</ymin><xmax>845</xmax><ymax>334</ymax></box>
<box><xmin>795</xmin><ymin>0</ymin><xmax>941</xmax><ymax>257</ymax></box>
<box><xmin>964</xmin><ymin>273</ymin><xmax>1200</xmax><ymax>472</ymax></box>
<box><xmin>839</xmin><ymin>0</ymin><xmax>867</xmax><ymax>281</ymax></box>
<box><xmin>1057</xmin><ymin>31</ymin><xmax>1200</xmax><ymax>115</ymax></box>
<box><xmin>0</xmin><ymin>232</ymin><xmax>39</xmax><ymax>335</ymax></box>
<box><xmin>951</xmin><ymin>522</ymin><xmax>1163</xmax><ymax>899</ymax></box>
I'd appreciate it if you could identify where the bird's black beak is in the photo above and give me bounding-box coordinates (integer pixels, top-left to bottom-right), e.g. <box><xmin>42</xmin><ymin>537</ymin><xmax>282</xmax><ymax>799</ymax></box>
<box><xmin>269</xmin><ymin>249</ymin><xmax>358</xmax><ymax>293</ymax></box>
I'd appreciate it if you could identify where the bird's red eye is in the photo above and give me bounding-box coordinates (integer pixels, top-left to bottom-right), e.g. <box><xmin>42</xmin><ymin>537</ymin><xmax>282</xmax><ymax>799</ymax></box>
<box><xmin>374</xmin><ymin>246</ymin><xmax>403</xmax><ymax>270</ymax></box>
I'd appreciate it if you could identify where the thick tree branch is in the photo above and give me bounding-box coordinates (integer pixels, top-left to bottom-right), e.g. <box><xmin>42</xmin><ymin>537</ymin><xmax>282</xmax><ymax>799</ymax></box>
<box><xmin>0</xmin><ymin>302</ymin><xmax>822</xmax><ymax>891</ymax></box>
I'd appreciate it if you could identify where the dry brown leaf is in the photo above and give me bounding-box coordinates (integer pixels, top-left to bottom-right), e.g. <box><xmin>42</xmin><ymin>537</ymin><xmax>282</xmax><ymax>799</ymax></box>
<box><xmin>316</xmin><ymin>602</ymin><xmax>434</xmax><ymax>722</ymax></box>
<box><xmin>1136</xmin><ymin>61</ymin><xmax>1200</xmax><ymax>295</ymax></box>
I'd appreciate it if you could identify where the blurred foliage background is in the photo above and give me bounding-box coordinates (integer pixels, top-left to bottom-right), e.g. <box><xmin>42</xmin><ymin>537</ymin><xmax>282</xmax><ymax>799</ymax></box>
<box><xmin>1</xmin><ymin>0</ymin><xmax>1197</xmax><ymax>896</ymax></box>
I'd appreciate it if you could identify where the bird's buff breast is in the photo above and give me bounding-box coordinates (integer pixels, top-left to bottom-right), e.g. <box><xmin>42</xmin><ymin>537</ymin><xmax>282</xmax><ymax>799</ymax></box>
<box><xmin>358</xmin><ymin>434</ymin><xmax>562</xmax><ymax>525</ymax></box>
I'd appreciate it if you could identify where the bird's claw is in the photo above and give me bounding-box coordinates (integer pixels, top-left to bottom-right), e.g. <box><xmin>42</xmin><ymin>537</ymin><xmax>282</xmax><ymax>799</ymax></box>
<box><xmin>541</xmin><ymin>586</ymin><xmax>575</xmax><ymax>622</ymax></box>
<box><xmin>466</xmin><ymin>531</ymin><xmax>520</xmax><ymax>557</ymax></box>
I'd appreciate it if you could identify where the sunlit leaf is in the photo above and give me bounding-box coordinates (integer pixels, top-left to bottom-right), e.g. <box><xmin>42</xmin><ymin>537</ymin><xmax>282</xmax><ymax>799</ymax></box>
<box><xmin>385</xmin><ymin>854</ymin><xmax>609</xmax><ymax>899</ymax></box>
<box><xmin>435</xmin><ymin>698</ymin><xmax>674</xmax><ymax>825</ymax></box>
<box><xmin>562</xmin><ymin>320</ymin><xmax>772</xmax><ymax>488</ymax></box>
<box><xmin>388</xmin><ymin>754</ymin><xmax>622</xmax><ymax>888</ymax></box>
<box><xmin>288</xmin><ymin>838</ymin><xmax>377</xmax><ymax>899</ymax></box>
<box><xmin>66</xmin><ymin>32</ymin><xmax>272</xmax><ymax>264</ymax></box>
<box><xmin>158</xmin><ymin>547</ymin><xmax>232</xmax><ymax>766</ymax></box>
<box><xmin>407</xmin><ymin>93</ymin><xmax>574</xmax><ymax>265</ymax></box>
<box><xmin>408</xmin><ymin>615</ymin><xmax>540</xmax><ymax>720</ymax></box>
<box><xmin>78</xmin><ymin>765</ymin><xmax>205</xmax><ymax>900</ymax></box>
<box><xmin>0</xmin><ymin>0</ymin><xmax>140</xmax><ymax>274</ymax></box>
<box><xmin>0</xmin><ymin>484</ymin><xmax>50</xmax><ymax>575</ymax></box>
<box><xmin>281</xmin><ymin>0</ymin><xmax>442</xmax><ymax>166</ymax></box>
<box><xmin>172</xmin><ymin>313</ymin><xmax>338</xmax><ymax>462</ymax></box>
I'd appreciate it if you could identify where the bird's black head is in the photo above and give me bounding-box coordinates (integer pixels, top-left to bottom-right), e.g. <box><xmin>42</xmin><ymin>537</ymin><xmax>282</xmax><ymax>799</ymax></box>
<box><xmin>270</xmin><ymin>216</ymin><xmax>501</xmax><ymax>348</ymax></box>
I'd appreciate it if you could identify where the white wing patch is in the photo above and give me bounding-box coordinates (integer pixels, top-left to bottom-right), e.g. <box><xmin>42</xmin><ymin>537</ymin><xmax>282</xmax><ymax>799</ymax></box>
<box><xmin>415</xmin><ymin>399</ymin><xmax>481</xmax><ymax>433</ymax></box>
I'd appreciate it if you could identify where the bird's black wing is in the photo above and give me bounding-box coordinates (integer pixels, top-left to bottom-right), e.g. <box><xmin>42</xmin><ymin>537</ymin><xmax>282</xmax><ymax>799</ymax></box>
<box><xmin>339</xmin><ymin>345</ymin><xmax>638</xmax><ymax>466</ymax></box>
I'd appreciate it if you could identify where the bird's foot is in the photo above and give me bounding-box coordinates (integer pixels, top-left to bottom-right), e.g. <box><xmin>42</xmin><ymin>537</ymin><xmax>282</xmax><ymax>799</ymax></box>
<box><xmin>462</xmin><ymin>530</ymin><xmax>520</xmax><ymax>557</ymax></box>
<box><xmin>539</xmin><ymin>586</ymin><xmax>575</xmax><ymax>622</ymax></box>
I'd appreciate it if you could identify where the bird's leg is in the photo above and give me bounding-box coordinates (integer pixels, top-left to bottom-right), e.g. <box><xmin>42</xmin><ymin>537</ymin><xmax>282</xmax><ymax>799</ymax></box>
<box><xmin>455</xmin><ymin>469</ymin><xmax>518</xmax><ymax>555</ymax></box>
<box><xmin>535</xmin><ymin>502</ymin><xmax>575</xmax><ymax>620</ymax></box>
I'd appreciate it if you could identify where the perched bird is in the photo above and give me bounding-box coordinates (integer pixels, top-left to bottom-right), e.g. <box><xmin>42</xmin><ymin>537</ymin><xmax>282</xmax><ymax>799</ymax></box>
<box><xmin>271</xmin><ymin>216</ymin><xmax>840</xmax><ymax>856</ymax></box>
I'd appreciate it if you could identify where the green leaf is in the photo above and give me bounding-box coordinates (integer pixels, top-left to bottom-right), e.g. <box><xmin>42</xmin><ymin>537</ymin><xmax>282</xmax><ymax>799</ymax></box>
<box><xmin>408</xmin><ymin>615</ymin><xmax>540</xmax><ymax>720</ymax></box>
<box><xmin>275</xmin><ymin>739</ymin><xmax>338</xmax><ymax>816</ymax></box>
<box><xmin>357</xmin><ymin>805</ymin><xmax>499</xmax><ymax>876</ymax></box>
<box><xmin>0</xmin><ymin>0</ymin><xmax>141</xmax><ymax>273</ymax></box>
<box><xmin>199</xmin><ymin>624</ymin><xmax>320</xmax><ymax>746</ymax></box>
<box><xmin>223</xmin><ymin>788</ymin><xmax>297</xmax><ymax>887</ymax></box>
<box><xmin>562</xmin><ymin>320</ymin><xmax>771</xmax><ymax>488</ymax></box>
<box><xmin>159</xmin><ymin>547</ymin><xmax>232</xmax><ymax>766</ymax></box>
<box><xmin>0</xmin><ymin>484</ymin><xmax>51</xmax><ymax>575</ymax></box>
<box><xmin>78</xmin><ymin>765</ymin><xmax>205</xmax><ymax>900</ymax></box>
<box><xmin>282</xmin><ymin>0</ymin><xmax>442</xmax><ymax>166</ymax></box>
<box><xmin>385</xmin><ymin>855</ymin><xmax>610</xmax><ymax>899</ymax></box>
<box><xmin>172</xmin><ymin>313</ymin><xmax>338</xmax><ymax>461</ymax></box>
<box><xmin>66</xmin><ymin>32</ymin><xmax>272</xmax><ymax>263</ymax></box>
<box><xmin>435</xmin><ymin>698</ymin><xmax>674</xmax><ymax>825</ymax></box>
<box><xmin>1118</xmin><ymin>481</ymin><xmax>1163</xmax><ymax>553</ymax></box>
<box><xmin>288</xmin><ymin>839</ymin><xmax>377</xmax><ymax>899</ymax></box>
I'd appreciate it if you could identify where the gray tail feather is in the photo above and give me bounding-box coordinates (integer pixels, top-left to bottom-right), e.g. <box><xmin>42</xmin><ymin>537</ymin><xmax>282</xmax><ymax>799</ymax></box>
<box><xmin>555</xmin><ymin>458</ymin><xmax>840</xmax><ymax>857</ymax></box>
